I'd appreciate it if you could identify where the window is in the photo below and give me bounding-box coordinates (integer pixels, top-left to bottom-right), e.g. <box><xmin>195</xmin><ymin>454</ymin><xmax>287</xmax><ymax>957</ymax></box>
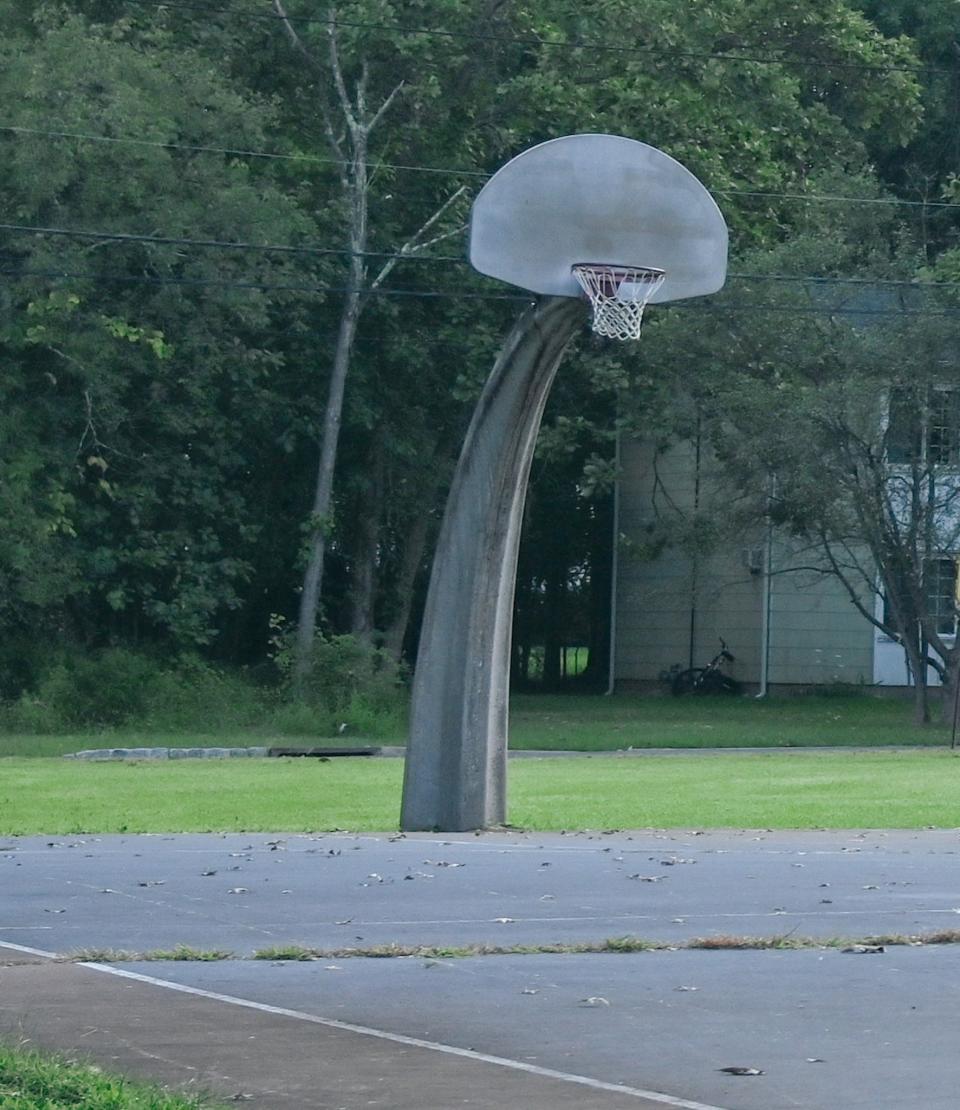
<box><xmin>887</xmin><ymin>387</ymin><xmax>960</xmax><ymax>466</ymax></box>
<box><xmin>925</xmin><ymin>558</ymin><xmax>958</xmax><ymax>637</ymax></box>
<box><xmin>882</xmin><ymin>557</ymin><xmax>958</xmax><ymax>639</ymax></box>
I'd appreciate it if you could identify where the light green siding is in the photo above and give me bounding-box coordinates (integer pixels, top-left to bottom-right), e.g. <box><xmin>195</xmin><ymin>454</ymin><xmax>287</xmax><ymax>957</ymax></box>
<box><xmin>615</xmin><ymin>436</ymin><xmax>875</xmax><ymax>688</ymax></box>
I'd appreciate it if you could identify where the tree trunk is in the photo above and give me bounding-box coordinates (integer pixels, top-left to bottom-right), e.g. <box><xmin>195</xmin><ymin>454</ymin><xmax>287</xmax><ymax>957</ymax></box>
<box><xmin>903</xmin><ymin>635</ymin><xmax>931</xmax><ymax>725</ymax></box>
<box><xmin>348</xmin><ymin>442</ymin><xmax>385</xmax><ymax>644</ymax></box>
<box><xmin>294</xmin><ymin>127</ymin><xmax>369</xmax><ymax>685</ymax></box>
<box><xmin>381</xmin><ymin>498</ymin><xmax>433</xmax><ymax>660</ymax></box>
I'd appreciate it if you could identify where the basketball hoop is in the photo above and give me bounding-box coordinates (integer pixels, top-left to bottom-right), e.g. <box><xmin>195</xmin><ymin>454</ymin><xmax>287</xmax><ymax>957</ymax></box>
<box><xmin>572</xmin><ymin>264</ymin><xmax>666</xmax><ymax>341</ymax></box>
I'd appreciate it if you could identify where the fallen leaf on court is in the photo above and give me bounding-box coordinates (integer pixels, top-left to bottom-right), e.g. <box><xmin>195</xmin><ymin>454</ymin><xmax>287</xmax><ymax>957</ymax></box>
<box><xmin>201</xmin><ymin>870</ymin><xmax>217</xmax><ymax>877</ymax></box>
<box><xmin>100</xmin><ymin>888</ymin><xmax>119</xmax><ymax>894</ymax></box>
<box><xmin>806</xmin><ymin>1058</ymin><xmax>826</xmax><ymax>1063</ymax></box>
<box><xmin>227</xmin><ymin>887</ymin><xmax>248</xmax><ymax>894</ymax></box>
<box><xmin>842</xmin><ymin>944</ymin><xmax>884</xmax><ymax>954</ymax></box>
<box><xmin>335</xmin><ymin>919</ymin><xmax>352</xmax><ymax>925</ymax></box>
<box><xmin>539</xmin><ymin>894</ymin><xmax>555</xmax><ymax>901</ymax></box>
<box><xmin>137</xmin><ymin>880</ymin><xmax>165</xmax><ymax>887</ymax></box>
<box><xmin>521</xmin><ymin>988</ymin><xmax>539</xmax><ymax>994</ymax></box>
<box><xmin>423</xmin><ymin>860</ymin><xmax>463</xmax><ymax>868</ymax></box>
<box><xmin>324</xmin><ymin>965</ymin><xmax>342</xmax><ymax>970</ymax></box>
<box><xmin>660</xmin><ymin>858</ymin><xmax>696</xmax><ymax>866</ymax></box>
<box><xmin>43</xmin><ymin>908</ymin><xmax>66</xmax><ymax>913</ymax></box>
<box><xmin>579</xmin><ymin>996</ymin><xmax>610</xmax><ymax>1007</ymax></box>
<box><xmin>718</xmin><ymin>1067</ymin><xmax>764</xmax><ymax>1076</ymax></box>
<box><xmin>862</xmin><ymin>885</ymin><xmax>879</xmax><ymax>890</ymax></box>
<box><xmin>673</xmin><ymin>986</ymin><xmax>698</xmax><ymax>992</ymax></box>
<box><xmin>493</xmin><ymin>917</ymin><xmax>514</xmax><ymax>924</ymax></box>
<box><xmin>628</xmin><ymin>874</ymin><xmax>664</xmax><ymax>882</ymax></box>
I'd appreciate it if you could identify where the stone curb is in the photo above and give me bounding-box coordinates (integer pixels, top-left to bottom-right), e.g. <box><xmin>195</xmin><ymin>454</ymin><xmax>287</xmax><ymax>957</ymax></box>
<box><xmin>64</xmin><ymin>747</ymin><xmax>271</xmax><ymax>760</ymax></box>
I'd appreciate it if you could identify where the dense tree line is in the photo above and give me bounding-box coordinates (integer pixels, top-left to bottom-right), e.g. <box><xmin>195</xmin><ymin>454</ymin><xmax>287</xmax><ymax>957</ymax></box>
<box><xmin>0</xmin><ymin>0</ymin><xmax>949</xmax><ymax>704</ymax></box>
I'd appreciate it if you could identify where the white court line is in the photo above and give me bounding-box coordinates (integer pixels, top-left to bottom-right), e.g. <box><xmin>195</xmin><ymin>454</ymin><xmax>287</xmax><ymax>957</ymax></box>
<box><xmin>0</xmin><ymin>941</ymin><xmax>730</xmax><ymax>1110</ymax></box>
<box><xmin>0</xmin><ymin>941</ymin><xmax>58</xmax><ymax>957</ymax></box>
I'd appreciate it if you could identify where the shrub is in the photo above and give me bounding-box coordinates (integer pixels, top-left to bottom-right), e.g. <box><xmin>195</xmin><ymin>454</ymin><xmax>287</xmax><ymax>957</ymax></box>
<box><xmin>271</xmin><ymin>628</ymin><xmax>408</xmax><ymax>738</ymax></box>
<box><xmin>24</xmin><ymin>648</ymin><xmax>156</xmax><ymax>728</ymax></box>
<box><xmin>142</xmin><ymin>655</ymin><xmax>263</xmax><ymax>731</ymax></box>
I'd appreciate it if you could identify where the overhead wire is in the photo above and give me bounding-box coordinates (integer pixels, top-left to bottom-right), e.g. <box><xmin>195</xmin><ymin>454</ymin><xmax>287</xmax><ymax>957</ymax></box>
<box><xmin>4</xmin><ymin>222</ymin><xmax>960</xmax><ymax>293</ymax></box>
<box><xmin>6</xmin><ymin>265</ymin><xmax>960</xmax><ymax>318</ymax></box>
<box><xmin>117</xmin><ymin>0</ymin><xmax>943</xmax><ymax>75</ymax></box>
<box><xmin>4</xmin><ymin>124</ymin><xmax>959</xmax><ymax>212</ymax></box>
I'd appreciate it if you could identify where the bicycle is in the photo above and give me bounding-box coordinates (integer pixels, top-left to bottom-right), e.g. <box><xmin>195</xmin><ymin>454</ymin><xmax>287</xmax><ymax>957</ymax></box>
<box><xmin>665</xmin><ymin>638</ymin><xmax>742</xmax><ymax>696</ymax></box>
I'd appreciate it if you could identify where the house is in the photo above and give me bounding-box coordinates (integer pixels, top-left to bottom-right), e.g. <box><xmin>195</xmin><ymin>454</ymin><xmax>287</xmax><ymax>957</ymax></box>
<box><xmin>610</xmin><ymin>429</ymin><xmax>956</xmax><ymax>693</ymax></box>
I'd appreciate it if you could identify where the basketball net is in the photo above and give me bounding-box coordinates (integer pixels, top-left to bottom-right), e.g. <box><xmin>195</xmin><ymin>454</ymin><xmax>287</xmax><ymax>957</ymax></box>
<box><xmin>572</xmin><ymin>264</ymin><xmax>666</xmax><ymax>341</ymax></box>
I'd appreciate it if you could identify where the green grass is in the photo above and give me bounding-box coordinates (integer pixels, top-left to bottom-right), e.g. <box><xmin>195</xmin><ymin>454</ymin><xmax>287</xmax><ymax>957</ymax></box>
<box><xmin>0</xmin><ymin>693</ymin><xmax>946</xmax><ymax>759</ymax></box>
<box><xmin>3</xmin><ymin>750</ymin><xmax>960</xmax><ymax>834</ymax></box>
<box><xmin>508</xmin><ymin>693</ymin><xmax>947</xmax><ymax>750</ymax></box>
<box><xmin>0</xmin><ymin>1041</ymin><xmax>225</xmax><ymax>1109</ymax></box>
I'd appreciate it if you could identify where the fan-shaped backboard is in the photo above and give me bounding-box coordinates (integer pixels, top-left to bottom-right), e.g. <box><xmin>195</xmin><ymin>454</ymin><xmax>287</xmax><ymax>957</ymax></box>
<box><xmin>469</xmin><ymin>134</ymin><xmax>728</xmax><ymax>303</ymax></box>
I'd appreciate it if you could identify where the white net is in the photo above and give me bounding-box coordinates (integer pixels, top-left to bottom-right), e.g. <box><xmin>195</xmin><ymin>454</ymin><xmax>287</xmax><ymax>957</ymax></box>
<box><xmin>572</xmin><ymin>264</ymin><xmax>666</xmax><ymax>341</ymax></box>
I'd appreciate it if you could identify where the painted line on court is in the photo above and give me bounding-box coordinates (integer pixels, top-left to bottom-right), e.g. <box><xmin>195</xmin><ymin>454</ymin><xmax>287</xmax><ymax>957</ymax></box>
<box><xmin>0</xmin><ymin>940</ymin><xmax>59</xmax><ymax>958</ymax></box>
<box><xmin>79</xmin><ymin>963</ymin><xmax>734</xmax><ymax>1110</ymax></box>
<box><xmin>0</xmin><ymin>942</ymin><xmax>730</xmax><ymax>1109</ymax></box>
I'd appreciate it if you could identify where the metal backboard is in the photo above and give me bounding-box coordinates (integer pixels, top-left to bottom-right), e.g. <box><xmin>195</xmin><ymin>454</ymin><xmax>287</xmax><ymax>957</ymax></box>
<box><xmin>469</xmin><ymin>134</ymin><xmax>728</xmax><ymax>303</ymax></box>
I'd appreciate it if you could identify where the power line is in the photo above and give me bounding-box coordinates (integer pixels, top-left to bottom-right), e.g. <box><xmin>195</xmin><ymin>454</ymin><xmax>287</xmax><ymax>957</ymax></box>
<box><xmin>0</xmin><ymin>125</ymin><xmax>488</xmax><ymax>178</ymax></box>
<box><xmin>5</xmin><ymin>223</ymin><xmax>960</xmax><ymax>291</ymax></box>
<box><xmin>119</xmin><ymin>0</ymin><xmax>942</xmax><ymax>75</ymax></box>
<box><xmin>0</xmin><ymin>221</ymin><xmax>466</xmax><ymax>264</ymax></box>
<box><xmin>7</xmin><ymin>265</ymin><xmax>960</xmax><ymax>317</ymax></box>
<box><xmin>5</xmin><ymin>123</ymin><xmax>960</xmax><ymax>213</ymax></box>
<box><xmin>0</xmin><ymin>265</ymin><xmax>522</xmax><ymax>301</ymax></box>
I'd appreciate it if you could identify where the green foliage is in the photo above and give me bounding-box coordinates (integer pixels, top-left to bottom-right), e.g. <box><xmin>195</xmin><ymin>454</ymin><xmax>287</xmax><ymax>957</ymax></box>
<box><xmin>0</xmin><ymin>0</ymin><xmax>943</xmax><ymax>693</ymax></box>
<box><xmin>3</xmin><ymin>650</ymin><xmax>264</xmax><ymax>733</ymax></box>
<box><xmin>272</xmin><ymin>625</ymin><xmax>407</xmax><ymax>736</ymax></box>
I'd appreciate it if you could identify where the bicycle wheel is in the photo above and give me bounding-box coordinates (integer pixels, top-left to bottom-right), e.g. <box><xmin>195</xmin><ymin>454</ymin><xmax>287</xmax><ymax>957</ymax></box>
<box><xmin>698</xmin><ymin>670</ymin><xmax>742</xmax><ymax>696</ymax></box>
<box><xmin>671</xmin><ymin>668</ymin><xmax>704</xmax><ymax>696</ymax></box>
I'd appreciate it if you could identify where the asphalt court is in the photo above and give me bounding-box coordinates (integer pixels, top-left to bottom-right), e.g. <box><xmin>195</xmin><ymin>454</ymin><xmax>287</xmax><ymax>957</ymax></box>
<box><xmin>3</xmin><ymin>828</ymin><xmax>960</xmax><ymax>953</ymax></box>
<box><xmin>3</xmin><ymin>828</ymin><xmax>960</xmax><ymax>1109</ymax></box>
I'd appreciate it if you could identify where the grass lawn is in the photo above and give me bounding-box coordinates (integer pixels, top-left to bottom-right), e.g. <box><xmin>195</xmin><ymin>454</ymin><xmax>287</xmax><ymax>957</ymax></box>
<box><xmin>3</xmin><ymin>750</ymin><xmax>960</xmax><ymax>834</ymax></box>
<box><xmin>0</xmin><ymin>693</ymin><xmax>947</xmax><ymax>759</ymax></box>
<box><xmin>0</xmin><ymin>1041</ymin><xmax>225</xmax><ymax>1109</ymax></box>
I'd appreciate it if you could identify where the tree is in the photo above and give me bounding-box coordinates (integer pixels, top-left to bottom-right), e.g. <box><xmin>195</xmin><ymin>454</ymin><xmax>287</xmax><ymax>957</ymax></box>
<box><xmin>0</xmin><ymin>9</ymin><xmax>319</xmax><ymax>659</ymax></box>
<box><xmin>638</xmin><ymin>175</ymin><xmax>960</xmax><ymax>722</ymax></box>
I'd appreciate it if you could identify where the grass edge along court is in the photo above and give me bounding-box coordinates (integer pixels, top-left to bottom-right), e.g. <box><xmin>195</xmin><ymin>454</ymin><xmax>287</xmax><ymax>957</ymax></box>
<box><xmin>3</xmin><ymin>750</ymin><xmax>960</xmax><ymax>835</ymax></box>
<box><xmin>0</xmin><ymin>1040</ymin><xmax>227</xmax><ymax>1110</ymax></box>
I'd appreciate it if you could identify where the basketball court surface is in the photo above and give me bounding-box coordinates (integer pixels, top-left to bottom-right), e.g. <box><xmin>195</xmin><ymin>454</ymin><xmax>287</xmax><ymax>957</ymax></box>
<box><xmin>4</xmin><ymin>828</ymin><xmax>960</xmax><ymax>1108</ymax></box>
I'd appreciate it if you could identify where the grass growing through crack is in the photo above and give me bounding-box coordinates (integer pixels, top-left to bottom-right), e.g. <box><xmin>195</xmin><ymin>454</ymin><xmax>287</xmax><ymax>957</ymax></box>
<box><xmin>63</xmin><ymin>929</ymin><xmax>960</xmax><ymax>964</ymax></box>
<box><xmin>69</xmin><ymin>945</ymin><xmax>233</xmax><ymax>963</ymax></box>
<box><xmin>0</xmin><ymin>1041</ymin><xmax>228</xmax><ymax>1109</ymax></box>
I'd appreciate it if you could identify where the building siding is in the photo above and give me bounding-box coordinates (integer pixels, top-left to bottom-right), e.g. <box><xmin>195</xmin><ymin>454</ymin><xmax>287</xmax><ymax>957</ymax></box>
<box><xmin>615</xmin><ymin>435</ymin><xmax>876</xmax><ymax>689</ymax></box>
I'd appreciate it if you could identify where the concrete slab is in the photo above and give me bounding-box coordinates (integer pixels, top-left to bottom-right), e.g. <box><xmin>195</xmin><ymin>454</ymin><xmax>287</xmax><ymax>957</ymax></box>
<box><xmin>0</xmin><ymin>948</ymin><xmax>708</xmax><ymax>1109</ymax></box>
<box><xmin>115</xmin><ymin>945</ymin><xmax>960</xmax><ymax>1110</ymax></box>
<box><xmin>3</xmin><ymin>829</ymin><xmax>960</xmax><ymax>956</ymax></box>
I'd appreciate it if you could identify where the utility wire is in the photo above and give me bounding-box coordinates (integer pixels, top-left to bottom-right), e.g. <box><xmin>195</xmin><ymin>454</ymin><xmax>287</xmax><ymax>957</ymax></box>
<box><xmin>0</xmin><ymin>221</ymin><xmax>466</xmax><ymax>264</ymax></box>
<box><xmin>5</xmin><ymin>124</ymin><xmax>959</xmax><ymax>212</ymax></box>
<box><xmin>7</xmin><ymin>265</ymin><xmax>960</xmax><ymax>317</ymax></box>
<box><xmin>119</xmin><ymin>0</ymin><xmax>941</xmax><ymax>75</ymax></box>
<box><xmin>0</xmin><ymin>125</ymin><xmax>489</xmax><ymax>178</ymax></box>
<box><xmin>4</xmin><ymin>222</ymin><xmax>960</xmax><ymax>291</ymax></box>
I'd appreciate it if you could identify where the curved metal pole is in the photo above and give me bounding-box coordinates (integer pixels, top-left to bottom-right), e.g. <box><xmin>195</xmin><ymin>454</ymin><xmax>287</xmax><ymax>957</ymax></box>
<box><xmin>400</xmin><ymin>295</ymin><xmax>586</xmax><ymax>831</ymax></box>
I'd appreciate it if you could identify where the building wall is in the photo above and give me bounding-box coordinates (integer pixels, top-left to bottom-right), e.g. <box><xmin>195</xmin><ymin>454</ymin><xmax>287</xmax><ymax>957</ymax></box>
<box><xmin>615</xmin><ymin>435</ymin><xmax>876</xmax><ymax>689</ymax></box>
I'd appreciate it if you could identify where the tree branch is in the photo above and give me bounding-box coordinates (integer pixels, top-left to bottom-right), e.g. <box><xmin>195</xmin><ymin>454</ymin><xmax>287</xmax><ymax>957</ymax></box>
<box><xmin>368</xmin><ymin>186</ymin><xmax>467</xmax><ymax>292</ymax></box>
<box><xmin>273</xmin><ymin>0</ymin><xmax>347</xmax><ymax>178</ymax></box>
